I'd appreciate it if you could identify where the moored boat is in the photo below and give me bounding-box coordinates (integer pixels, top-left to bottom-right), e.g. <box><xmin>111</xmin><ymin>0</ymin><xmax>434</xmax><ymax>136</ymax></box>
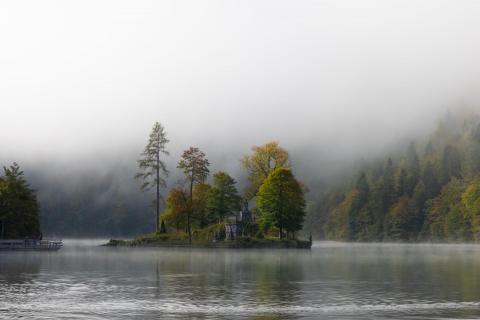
<box><xmin>0</xmin><ymin>239</ymin><xmax>63</xmax><ymax>251</ymax></box>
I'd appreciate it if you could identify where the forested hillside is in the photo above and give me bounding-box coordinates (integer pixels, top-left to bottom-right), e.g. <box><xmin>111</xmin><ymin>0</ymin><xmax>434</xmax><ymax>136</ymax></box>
<box><xmin>36</xmin><ymin>171</ymin><xmax>153</xmax><ymax>237</ymax></box>
<box><xmin>312</xmin><ymin>109</ymin><xmax>480</xmax><ymax>242</ymax></box>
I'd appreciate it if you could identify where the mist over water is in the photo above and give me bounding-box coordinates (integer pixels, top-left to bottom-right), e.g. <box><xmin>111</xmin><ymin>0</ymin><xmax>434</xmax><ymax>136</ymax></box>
<box><xmin>1</xmin><ymin>0</ymin><xmax>480</xmax><ymax>237</ymax></box>
<box><xmin>2</xmin><ymin>1</ymin><xmax>480</xmax><ymax>319</ymax></box>
<box><xmin>0</xmin><ymin>241</ymin><xmax>480</xmax><ymax>319</ymax></box>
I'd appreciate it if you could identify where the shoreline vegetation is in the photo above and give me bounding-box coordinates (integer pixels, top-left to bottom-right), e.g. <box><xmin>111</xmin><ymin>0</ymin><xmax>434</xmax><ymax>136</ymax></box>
<box><xmin>126</xmin><ymin>124</ymin><xmax>309</xmax><ymax>250</ymax></box>
<box><xmin>9</xmin><ymin>110</ymin><xmax>480</xmax><ymax>246</ymax></box>
<box><xmin>104</xmin><ymin>234</ymin><xmax>312</xmax><ymax>249</ymax></box>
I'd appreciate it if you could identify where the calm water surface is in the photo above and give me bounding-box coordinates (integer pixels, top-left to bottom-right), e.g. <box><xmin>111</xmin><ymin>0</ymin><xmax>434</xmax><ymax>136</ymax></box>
<box><xmin>1</xmin><ymin>240</ymin><xmax>480</xmax><ymax>319</ymax></box>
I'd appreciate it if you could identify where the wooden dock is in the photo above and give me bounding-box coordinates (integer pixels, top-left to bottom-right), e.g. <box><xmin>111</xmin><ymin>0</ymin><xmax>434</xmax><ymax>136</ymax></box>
<box><xmin>0</xmin><ymin>239</ymin><xmax>63</xmax><ymax>251</ymax></box>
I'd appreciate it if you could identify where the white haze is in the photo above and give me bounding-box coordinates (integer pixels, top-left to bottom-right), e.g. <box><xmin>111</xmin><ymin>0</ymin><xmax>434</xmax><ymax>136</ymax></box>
<box><xmin>1</xmin><ymin>0</ymin><xmax>480</xmax><ymax>184</ymax></box>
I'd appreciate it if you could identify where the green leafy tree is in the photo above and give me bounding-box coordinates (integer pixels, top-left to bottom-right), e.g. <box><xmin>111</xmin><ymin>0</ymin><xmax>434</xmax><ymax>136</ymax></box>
<box><xmin>257</xmin><ymin>168</ymin><xmax>306</xmax><ymax>239</ymax></box>
<box><xmin>135</xmin><ymin>122</ymin><xmax>169</xmax><ymax>233</ymax></box>
<box><xmin>177</xmin><ymin>147</ymin><xmax>210</xmax><ymax>243</ymax></box>
<box><xmin>207</xmin><ymin>172</ymin><xmax>241</xmax><ymax>224</ymax></box>
<box><xmin>0</xmin><ymin>163</ymin><xmax>40</xmax><ymax>239</ymax></box>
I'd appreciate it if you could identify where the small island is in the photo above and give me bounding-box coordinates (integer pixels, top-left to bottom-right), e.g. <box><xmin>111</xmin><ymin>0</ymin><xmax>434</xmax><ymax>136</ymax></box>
<box><xmin>106</xmin><ymin>123</ymin><xmax>311</xmax><ymax>249</ymax></box>
<box><xmin>106</xmin><ymin>201</ymin><xmax>312</xmax><ymax>249</ymax></box>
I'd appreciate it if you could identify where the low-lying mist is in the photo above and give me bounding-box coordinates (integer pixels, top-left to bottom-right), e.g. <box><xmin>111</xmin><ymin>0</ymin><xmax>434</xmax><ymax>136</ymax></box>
<box><xmin>1</xmin><ymin>0</ymin><xmax>480</xmax><ymax>236</ymax></box>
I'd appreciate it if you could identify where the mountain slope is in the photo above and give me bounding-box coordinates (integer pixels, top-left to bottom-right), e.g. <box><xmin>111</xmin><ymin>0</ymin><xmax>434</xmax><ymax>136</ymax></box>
<box><xmin>314</xmin><ymin>109</ymin><xmax>480</xmax><ymax>242</ymax></box>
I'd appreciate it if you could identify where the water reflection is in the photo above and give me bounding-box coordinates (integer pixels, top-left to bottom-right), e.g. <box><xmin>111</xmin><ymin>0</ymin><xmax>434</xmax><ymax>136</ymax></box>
<box><xmin>1</xmin><ymin>242</ymin><xmax>480</xmax><ymax>319</ymax></box>
<box><xmin>0</xmin><ymin>252</ymin><xmax>41</xmax><ymax>283</ymax></box>
<box><xmin>147</xmin><ymin>249</ymin><xmax>305</xmax><ymax>319</ymax></box>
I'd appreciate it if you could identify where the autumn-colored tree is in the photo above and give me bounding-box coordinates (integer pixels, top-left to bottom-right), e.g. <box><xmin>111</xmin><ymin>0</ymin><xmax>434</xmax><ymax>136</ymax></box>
<box><xmin>207</xmin><ymin>172</ymin><xmax>241</xmax><ymax>224</ymax></box>
<box><xmin>384</xmin><ymin>196</ymin><xmax>415</xmax><ymax>241</ymax></box>
<box><xmin>242</xmin><ymin>142</ymin><xmax>290</xmax><ymax>199</ymax></box>
<box><xmin>135</xmin><ymin>122</ymin><xmax>169</xmax><ymax>233</ymax></box>
<box><xmin>192</xmin><ymin>183</ymin><xmax>212</xmax><ymax>228</ymax></box>
<box><xmin>177</xmin><ymin>147</ymin><xmax>210</xmax><ymax>243</ymax></box>
<box><xmin>162</xmin><ymin>187</ymin><xmax>189</xmax><ymax>232</ymax></box>
<box><xmin>257</xmin><ymin>167</ymin><xmax>306</xmax><ymax>239</ymax></box>
<box><xmin>163</xmin><ymin>183</ymin><xmax>211</xmax><ymax>232</ymax></box>
<box><xmin>461</xmin><ymin>178</ymin><xmax>480</xmax><ymax>240</ymax></box>
<box><xmin>324</xmin><ymin>191</ymin><xmax>351</xmax><ymax>240</ymax></box>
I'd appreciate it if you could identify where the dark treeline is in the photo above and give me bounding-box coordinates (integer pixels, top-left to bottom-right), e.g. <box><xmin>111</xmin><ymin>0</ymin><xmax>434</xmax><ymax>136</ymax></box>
<box><xmin>37</xmin><ymin>171</ymin><xmax>153</xmax><ymax>237</ymax></box>
<box><xmin>34</xmin><ymin>136</ymin><xmax>306</xmax><ymax>239</ymax></box>
<box><xmin>0</xmin><ymin>163</ymin><xmax>40</xmax><ymax>239</ymax></box>
<box><xmin>311</xmin><ymin>109</ymin><xmax>480</xmax><ymax>242</ymax></box>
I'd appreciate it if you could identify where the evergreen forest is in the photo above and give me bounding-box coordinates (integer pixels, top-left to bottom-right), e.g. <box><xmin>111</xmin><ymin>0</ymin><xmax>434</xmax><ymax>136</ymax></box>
<box><xmin>311</xmin><ymin>109</ymin><xmax>480</xmax><ymax>242</ymax></box>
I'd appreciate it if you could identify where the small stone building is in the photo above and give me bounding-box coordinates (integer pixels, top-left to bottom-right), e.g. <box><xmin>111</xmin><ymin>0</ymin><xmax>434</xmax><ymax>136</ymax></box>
<box><xmin>225</xmin><ymin>202</ymin><xmax>254</xmax><ymax>240</ymax></box>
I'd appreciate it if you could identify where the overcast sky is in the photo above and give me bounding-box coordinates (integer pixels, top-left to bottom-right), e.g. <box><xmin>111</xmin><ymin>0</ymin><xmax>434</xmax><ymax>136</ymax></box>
<box><xmin>1</xmin><ymin>0</ymin><xmax>480</xmax><ymax>177</ymax></box>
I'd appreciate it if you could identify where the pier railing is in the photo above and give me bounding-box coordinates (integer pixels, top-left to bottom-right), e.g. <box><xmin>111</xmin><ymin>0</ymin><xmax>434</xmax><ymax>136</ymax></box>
<box><xmin>0</xmin><ymin>239</ymin><xmax>63</xmax><ymax>251</ymax></box>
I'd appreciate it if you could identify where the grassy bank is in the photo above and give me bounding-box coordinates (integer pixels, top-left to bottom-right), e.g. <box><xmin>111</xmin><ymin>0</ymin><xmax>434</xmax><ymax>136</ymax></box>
<box><xmin>104</xmin><ymin>232</ymin><xmax>312</xmax><ymax>249</ymax></box>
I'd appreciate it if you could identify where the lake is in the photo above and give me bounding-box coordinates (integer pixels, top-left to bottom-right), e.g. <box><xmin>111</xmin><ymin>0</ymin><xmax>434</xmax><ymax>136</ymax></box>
<box><xmin>1</xmin><ymin>240</ymin><xmax>480</xmax><ymax>319</ymax></box>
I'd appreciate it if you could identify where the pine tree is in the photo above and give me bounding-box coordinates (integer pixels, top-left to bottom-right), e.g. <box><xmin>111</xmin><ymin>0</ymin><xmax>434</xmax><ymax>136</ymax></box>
<box><xmin>440</xmin><ymin>145</ymin><xmax>462</xmax><ymax>184</ymax></box>
<box><xmin>405</xmin><ymin>142</ymin><xmax>420</xmax><ymax>196</ymax></box>
<box><xmin>424</xmin><ymin>140</ymin><xmax>435</xmax><ymax>157</ymax></box>
<box><xmin>395</xmin><ymin>168</ymin><xmax>407</xmax><ymax>197</ymax></box>
<box><xmin>135</xmin><ymin>122</ymin><xmax>169</xmax><ymax>233</ymax></box>
<box><xmin>347</xmin><ymin>172</ymin><xmax>370</xmax><ymax>240</ymax></box>
<box><xmin>422</xmin><ymin>162</ymin><xmax>440</xmax><ymax>199</ymax></box>
<box><xmin>0</xmin><ymin>163</ymin><xmax>40</xmax><ymax>239</ymax></box>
